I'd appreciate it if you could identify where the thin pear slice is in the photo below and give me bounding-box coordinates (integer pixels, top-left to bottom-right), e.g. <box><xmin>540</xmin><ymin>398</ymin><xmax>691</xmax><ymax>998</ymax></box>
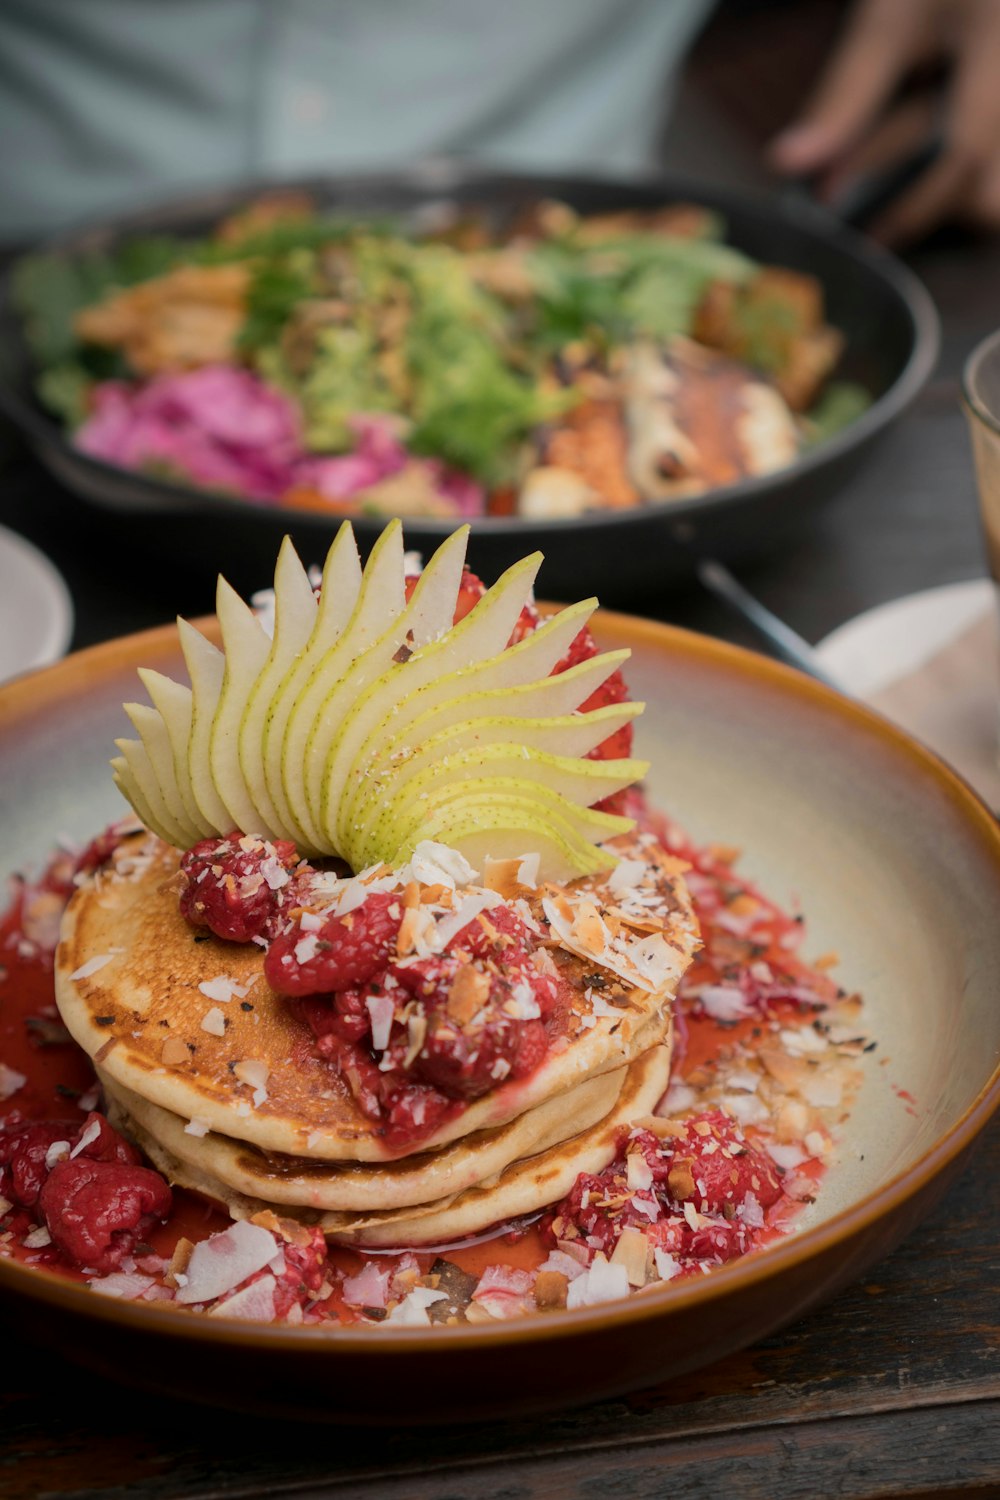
<box><xmin>137</xmin><ymin>668</ymin><xmax>209</xmax><ymax>836</ymax></box>
<box><xmin>114</xmin><ymin>739</ymin><xmax>193</xmax><ymax>848</ymax></box>
<box><xmin>237</xmin><ymin>537</ymin><xmax>318</xmax><ymax>834</ymax></box>
<box><xmin>357</xmin><ymin>649</ymin><xmax>635</xmax><ymax>793</ymax></box>
<box><xmin>111</xmin><ymin>756</ymin><xmax>167</xmax><ymax>846</ymax></box>
<box><xmin>178</xmin><ymin>619</ymin><xmax>234</xmax><ymax>833</ymax></box>
<box><xmin>305</xmin><ymin>527</ymin><xmax>476</xmax><ymax>843</ymax></box>
<box><xmin>277</xmin><ymin>522</ymin><xmax>408</xmax><ymax>850</ymax></box>
<box><xmin>363</xmin><ymin>747</ymin><xmax>644</xmax><ymax>870</ymax></box>
<box><xmin>335</xmin><ymin>606</ymin><xmax>611</xmax><ymax>846</ymax></box>
<box><xmin>124</xmin><ymin>702</ymin><xmax>202</xmax><ymax>847</ymax></box>
<box><xmin>393</xmin><ymin>788</ymin><xmax>629</xmax><ymax>882</ymax></box>
<box><xmin>322</xmin><ymin>545</ymin><xmax>540</xmax><ymax>851</ymax></box>
<box><xmin>208</xmin><ymin>577</ymin><xmax>273</xmax><ymax>834</ymax></box>
<box><xmin>351</xmin><ymin>707</ymin><xmax>642</xmax><ymax>856</ymax></box>
<box><xmin>262</xmin><ymin>522</ymin><xmax>362</xmax><ymax>839</ymax></box>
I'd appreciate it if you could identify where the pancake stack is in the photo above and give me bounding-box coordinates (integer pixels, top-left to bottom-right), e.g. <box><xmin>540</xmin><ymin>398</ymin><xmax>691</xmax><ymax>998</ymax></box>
<box><xmin>55</xmin><ymin>828</ymin><xmax>697</xmax><ymax>1246</ymax></box>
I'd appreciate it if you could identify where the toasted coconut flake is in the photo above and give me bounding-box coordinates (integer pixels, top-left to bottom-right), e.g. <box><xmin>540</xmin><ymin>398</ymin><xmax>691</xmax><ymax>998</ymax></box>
<box><xmin>610</xmin><ymin>1227</ymin><xmax>650</xmax><ymax>1287</ymax></box>
<box><xmin>176</xmin><ymin>1221</ymin><xmax>279</xmax><ymax>1304</ymax></box>
<box><xmin>385</xmin><ymin>1285</ymin><xmax>449</xmax><ymax>1326</ymax></box>
<box><xmin>534</xmin><ymin>1270</ymin><xmax>569</xmax><ymax>1309</ymax></box>
<box><xmin>160</xmin><ymin>1037</ymin><xmax>189</xmax><ymax>1066</ymax></box>
<box><xmin>447</xmin><ymin>965</ymin><xmax>491</xmax><ymax>1026</ymax></box>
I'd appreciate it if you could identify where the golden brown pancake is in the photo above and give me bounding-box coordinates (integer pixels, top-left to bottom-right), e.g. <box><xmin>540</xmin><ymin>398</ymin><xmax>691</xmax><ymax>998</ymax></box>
<box><xmin>98</xmin><ymin>1062</ymin><xmax>629</xmax><ymax>1212</ymax></box>
<box><xmin>57</xmin><ymin>830</ymin><xmax>696</xmax><ymax>1162</ymax></box>
<box><xmin>112</xmin><ymin>1044</ymin><xmax>672</xmax><ymax>1247</ymax></box>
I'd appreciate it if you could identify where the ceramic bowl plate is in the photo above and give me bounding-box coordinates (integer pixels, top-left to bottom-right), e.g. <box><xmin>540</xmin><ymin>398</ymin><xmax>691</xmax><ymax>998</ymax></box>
<box><xmin>0</xmin><ymin>524</ymin><xmax>73</xmax><ymax>684</ymax></box>
<box><xmin>1</xmin><ymin>615</ymin><xmax>999</xmax><ymax>1422</ymax></box>
<box><xmin>815</xmin><ymin>578</ymin><xmax>995</xmax><ymax>695</ymax></box>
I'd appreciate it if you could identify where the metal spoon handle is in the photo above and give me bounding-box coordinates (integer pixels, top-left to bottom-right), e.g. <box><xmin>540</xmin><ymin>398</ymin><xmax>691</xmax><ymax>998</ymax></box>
<box><xmin>696</xmin><ymin>557</ymin><xmax>845</xmax><ymax>691</ymax></box>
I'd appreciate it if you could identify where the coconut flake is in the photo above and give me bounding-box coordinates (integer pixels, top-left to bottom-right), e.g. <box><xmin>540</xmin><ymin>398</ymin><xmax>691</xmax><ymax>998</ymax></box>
<box><xmin>385</xmin><ymin>1285</ymin><xmax>448</xmax><ymax>1326</ymax></box>
<box><xmin>260</xmin><ymin>856</ymin><xmax>291</xmax><ymax>891</ymax></box>
<box><xmin>89</xmin><ymin>1271</ymin><xmax>157</xmax><ymax>1299</ymax></box>
<box><xmin>739</xmin><ymin>1190</ymin><xmax>765</xmax><ymax>1228</ymax></box>
<box><xmin>566</xmin><ymin>1253</ymin><xmax>630</xmax><ymax>1308</ymax></box>
<box><xmin>342</xmin><ymin>1261</ymin><xmax>392</xmax><ymax>1309</ymax></box>
<box><xmin>366</xmin><ymin>993</ymin><xmax>395</xmax><ymax>1052</ymax></box>
<box><xmin>404</xmin><ymin>842</ymin><xmax>478</xmax><ymax>890</ymax></box>
<box><xmin>699</xmin><ymin>985</ymin><xmax>753</xmax><ymax>1021</ymax></box>
<box><xmin>293</xmin><ymin>932</ymin><xmax>320</xmax><ymax>965</ymax></box>
<box><xmin>176</xmin><ymin>1221</ymin><xmax>280</xmax><ymax>1304</ymax></box>
<box><xmin>209</xmin><ymin>1273</ymin><xmax>277</xmax><ymax>1322</ymax></box>
<box><xmin>184</xmin><ymin>1118</ymin><xmax>211</xmax><ymax>1138</ymax></box>
<box><xmin>626</xmin><ymin>1151</ymin><xmax>653</xmax><ymax>1192</ymax></box>
<box><xmin>653</xmin><ymin>1248</ymin><xmax>681</xmax><ymax>1281</ymax></box>
<box><xmin>44</xmin><ymin>1140</ymin><xmax>71</xmax><ymax>1171</ymax></box>
<box><xmin>432</xmin><ymin>889</ymin><xmax>503</xmax><ymax>950</ymax></box>
<box><xmin>0</xmin><ymin>1064</ymin><xmax>27</xmax><ymax>1101</ymax></box>
<box><xmin>69</xmin><ymin>1118</ymin><xmax>102</xmax><ymax>1158</ymax></box>
<box><xmin>198</xmin><ymin>976</ymin><xmax>249</xmax><ymax>1004</ymax></box>
<box><xmin>23</xmin><ymin>1226</ymin><xmax>52</xmax><ymax>1249</ymax></box>
<box><xmin>201</xmin><ymin>1007</ymin><xmax>227</xmax><ymax>1037</ymax></box>
<box><xmin>234</xmin><ymin>1059</ymin><xmax>270</xmax><ymax>1106</ymax></box>
<box><xmin>766</xmin><ymin>1141</ymin><xmax>808</xmax><ymax>1170</ymax></box>
<box><xmin>538</xmin><ymin>1249</ymin><xmax>586</xmax><ymax>1282</ymax></box>
<box><xmin>69</xmin><ymin>953</ymin><xmax>119</xmax><ymax>981</ymax></box>
<box><xmin>607</xmin><ymin>858</ymin><xmax>646</xmax><ymax>895</ymax></box>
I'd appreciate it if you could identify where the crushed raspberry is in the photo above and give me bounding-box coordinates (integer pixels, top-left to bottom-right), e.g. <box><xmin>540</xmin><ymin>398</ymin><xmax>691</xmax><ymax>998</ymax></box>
<box><xmin>264</xmin><ymin>892</ymin><xmax>403</xmax><ymax>996</ymax></box>
<box><xmin>3</xmin><ymin>1111</ymin><xmax>173</xmax><ymax>1275</ymax></box>
<box><xmin>285</xmin><ymin>903</ymin><xmax>570</xmax><ymax>1150</ymax></box>
<box><xmin>0</xmin><ymin>1119</ymin><xmax>80</xmax><ymax>1207</ymax></box>
<box><xmin>632</xmin><ymin>1113</ymin><xmax>782</xmax><ymax>1217</ymax></box>
<box><xmin>540</xmin><ymin>1110</ymin><xmax>784</xmax><ymax>1274</ymax></box>
<box><xmin>179</xmin><ymin>833</ymin><xmax>301</xmax><ymax>943</ymax></box>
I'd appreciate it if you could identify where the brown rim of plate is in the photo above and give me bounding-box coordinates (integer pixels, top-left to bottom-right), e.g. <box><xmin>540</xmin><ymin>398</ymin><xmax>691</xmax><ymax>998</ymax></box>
<box><xmin>2</xmin><ymin>610</ymin><xmax>1000</xmax><ymax>1352</ymax></box>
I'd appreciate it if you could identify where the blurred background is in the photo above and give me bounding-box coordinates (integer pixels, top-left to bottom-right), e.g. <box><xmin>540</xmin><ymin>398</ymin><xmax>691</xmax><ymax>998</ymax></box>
<box><xmin>1</xmin><ymin>0</ymin><xmax>998</xmax><ymax>672</ymax></box>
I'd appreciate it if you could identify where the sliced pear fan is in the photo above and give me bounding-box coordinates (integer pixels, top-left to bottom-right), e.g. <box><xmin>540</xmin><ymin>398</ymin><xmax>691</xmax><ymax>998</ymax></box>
<box><xmin>112</xmin><ymin>520</ymin><xmax>649</xmax><ymax>882</ymax></box>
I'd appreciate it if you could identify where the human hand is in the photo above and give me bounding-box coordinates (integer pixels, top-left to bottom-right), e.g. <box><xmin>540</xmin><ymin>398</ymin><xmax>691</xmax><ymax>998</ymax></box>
<box><xmin>768</xmin><ymin>0</ymin><xmax>1000</xmax><ymax>246</ymax></box>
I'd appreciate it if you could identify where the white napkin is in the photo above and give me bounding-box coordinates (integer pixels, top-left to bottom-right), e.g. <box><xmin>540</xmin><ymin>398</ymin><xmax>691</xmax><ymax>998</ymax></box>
<box><xmin>868</xmin><ymin>607</ymin><xmax>1000</xmax><ymax>811</ymax></box>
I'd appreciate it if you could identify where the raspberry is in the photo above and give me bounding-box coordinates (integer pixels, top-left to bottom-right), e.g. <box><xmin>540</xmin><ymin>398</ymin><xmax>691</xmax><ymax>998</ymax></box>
<box><xmin>0</xmin><ymin>1119</ymin><xmax>80</xmax><ymax>1207</ymax></box>
<box><xmin>265</xmin><ymin>892</ymin><xmax>403</xmax><ymax>997</ymax></box>
<box><xmin>180</xmin><ymin>833</ymin><xmax>300</xmax><ymax>943</ymax></box>
<box><xmin>406</xmin><ymin>567</ymin><xmax>539</xmax><ymax>645</ymax></box>
<box><xmin>541</xmin><ymin>1110</ymin><xmax>783</xmax><ymax>1271</ymax></box>
<box><xmin>552</xmin><ymin>626</ymin><xmax>633</xmax><ymax>764</ymax></box>
<box><xmin>657</xmin><ymin>1110</ymin><xmax>782</xmax><ymax>1215</ymax></box>
<box><xmin>3</xmin><ymin>1111</ymin><xmax>173</xmax><ymax>1274</ymax></box>
<box><xmin>40</xmin><ymin>1156</ymin><xmax>172</xmax><ymax>1275</ymax></box>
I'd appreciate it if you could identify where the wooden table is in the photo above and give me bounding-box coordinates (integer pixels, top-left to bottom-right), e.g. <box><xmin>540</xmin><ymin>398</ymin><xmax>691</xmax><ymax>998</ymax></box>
<box><xmin>3</xmin><ymin>34</ymin><xmax>1000</xmax><ymax>1495</ymax></box>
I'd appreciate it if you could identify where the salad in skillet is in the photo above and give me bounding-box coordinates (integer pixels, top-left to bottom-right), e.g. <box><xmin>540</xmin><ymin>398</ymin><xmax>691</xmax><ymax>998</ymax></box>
<box><xmin>14</xmin><ymin>194</ymin><xmax>869</xmax><ymax>522</ymax></box>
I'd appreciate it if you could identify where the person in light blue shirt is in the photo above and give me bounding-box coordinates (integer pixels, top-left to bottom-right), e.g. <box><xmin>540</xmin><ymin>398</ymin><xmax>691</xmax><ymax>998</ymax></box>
<box><xmin>0</xmin><ymin>0</ymin><xmax>714</xmax><ymax>241</ymax></box>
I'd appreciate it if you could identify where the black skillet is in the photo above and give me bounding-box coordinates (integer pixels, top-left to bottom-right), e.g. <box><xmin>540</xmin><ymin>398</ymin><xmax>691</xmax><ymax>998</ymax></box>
<box><xmin>0</xmin><ymin>165</ymin><xmax>939</xmax><ymax>606</ymax></box>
